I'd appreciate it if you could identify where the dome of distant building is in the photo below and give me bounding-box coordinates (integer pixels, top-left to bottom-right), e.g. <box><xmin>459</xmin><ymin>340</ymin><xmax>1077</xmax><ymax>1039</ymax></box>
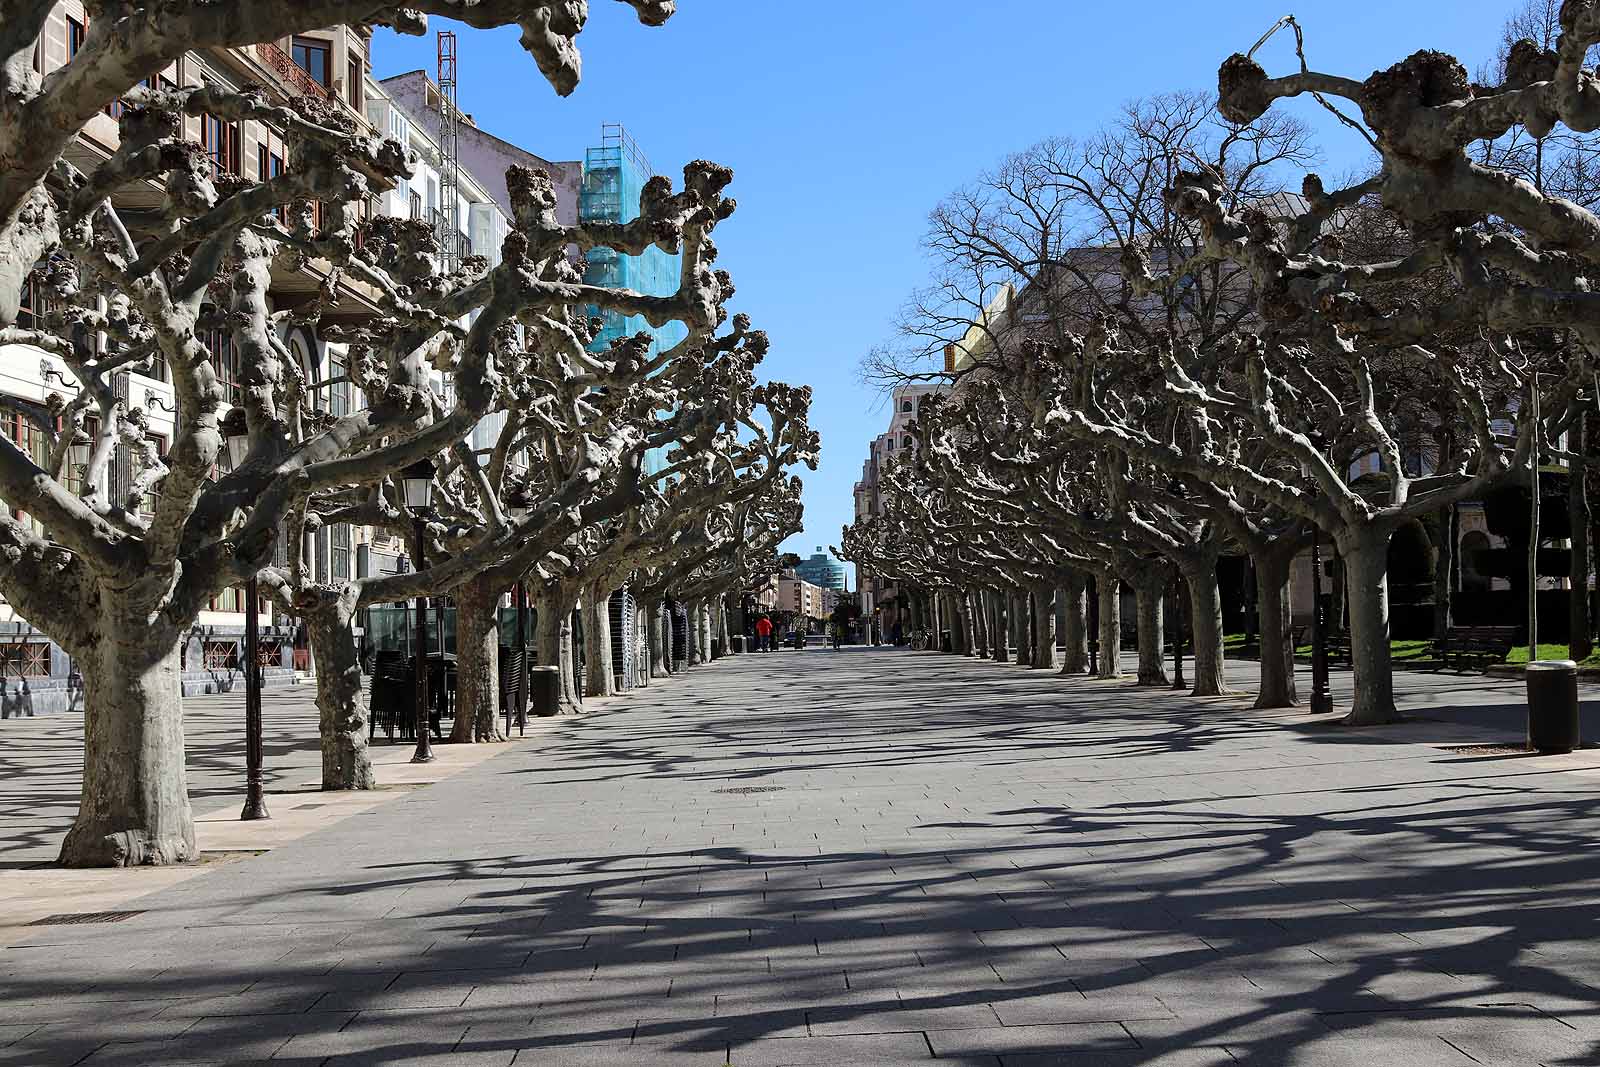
<box><xmin>795</xmin><ymin>547</ymin><xmax>846</xmax><ymax>591</ymax></box>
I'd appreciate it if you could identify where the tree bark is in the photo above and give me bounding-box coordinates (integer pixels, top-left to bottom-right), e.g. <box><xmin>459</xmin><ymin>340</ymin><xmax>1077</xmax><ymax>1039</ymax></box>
<box><xmin>1011</xmin><ymin>592</ymin><xmax>1031</xmax><ymax>665</ymax></box>
<box><xmin>1133</xmin><ymin>575</ymin><xmax>1169</xmax><ymax>687</ymax></box>
<box><xmin>1572</xmin><ymin>411</ymin><xmax>1592</xmax><ymax>661</ymax></box>
<box><xmin>990</xmin><ymin>590</ymin><xmax>1010</xmax><ymax>662</ymax></box>
<box><xmin>970</xmin><ymin>588</ymin><xmax>989</xmax><ymax>658</ymax></box>
<box><xmin>59</xmin><ymin>617</ymin><xmax>195</xmax><ymax>867</ymax></box>
<box><xmin>952</xmin><ymin>590</ymin><xmax>971</xmax><ymax>655</ymax></box>
<box><xmin>1432</xmin><ymin>506</ymin><xmax>1456</xmax><ymax>644</ymax></box>
<box><xmin>1184</xmin><ymin>560</ymin><xmax>1230</xmax><ymax>697</ymax></box>
<box><xmin>1061</xmin><ymin>572</ymin><xmax>1089</xmax><ymax>675</ymax></box>
<box><xmin>305</xmin><ymin>599</ymin><xmax>375</xmax><ymax>791</ymax></box>
<box><xmin>584</xmin><ymin>584</ymin><xmax>615</xmax><ymax>696</ymax></box>
<box><xmin>1253</xmin><ymin>547</ymin><xmax>1299</xmax><ymax>709</ymax></box>
<box><xmin>1096</xmin><ymin>571</ymin><xmax>1122</xmax><ymax>680</ymax></box>
<box><xmin>1340</xmin><ymin>528</ymin><xmax>1399</xmax><ymax>725</ymax></box>
<box><xmin>534</xmin><ymin>588</ymin><xmax>582</xmax><ymax>714</ymax></box>
<box><xmin>1031</xmin><ymin>583</ymin><xmax>1058</xmax><ymax>670</ymax></box>
<box><xmin>450</xmin><ymin>573</ymin><xmax>504</xmax><ymax>743</ymax></box>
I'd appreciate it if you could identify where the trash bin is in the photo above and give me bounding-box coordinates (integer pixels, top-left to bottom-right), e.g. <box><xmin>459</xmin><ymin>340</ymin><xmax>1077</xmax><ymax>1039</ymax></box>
<box><xmin>1527</xmin><ymin>659</ymin><xmax>1580</xmax><ymax>754</ymax></box>
<box><xmin>528</xmin><ymin>665</ymin><xmax>562</xmax><ymax>718</ymax></box>
<box><xmin>940</xmin><ymin>629</ymin><xmax>953</xmax><ymax>654</ymax></box>
<box><xmin>731</xmin><ymin>635</ymin><xmax>746</xmax><ymax>654</ymax></box>
<box><xmin>711</xmin><ymin>638</ymin><xmax>723</xmax><ymax>659</ymax></box>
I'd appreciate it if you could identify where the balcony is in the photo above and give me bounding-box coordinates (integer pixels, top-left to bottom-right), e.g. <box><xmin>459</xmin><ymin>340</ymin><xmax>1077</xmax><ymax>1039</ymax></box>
<box><xmin>255</xmin><ymin>42</ymin><xmax>330</xmax><ymax>101</ymax></box>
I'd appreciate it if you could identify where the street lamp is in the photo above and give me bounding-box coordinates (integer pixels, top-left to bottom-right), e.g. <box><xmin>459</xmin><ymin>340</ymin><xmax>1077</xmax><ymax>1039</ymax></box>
<box><xmin>222</xmin><ymin>411</ymin><xmax>269</xmax><ymax>820</ymax></box>
<box><xmin>1166</xmin><ymin>480</ymin><xmax>1189</xmax><ymax>691</ymax></box>
<box><xmin>1081</xmin><ymin>504</ymin><xmax>1100</xmax><ymax>675</ymax></box>
<box><xmin>1300</xmin><ymin>451</ymin><xmax>1334</xmax><ymax>715</ymax></box>
<box><xmin>402</xmin><ymin>456</ymin><xmax>436</xmax><ymax>764</ymax></box>
<box><xmin>505</xmin><ymin>486</ymin><xmax>531</xmax><ymax>737</ymax></box>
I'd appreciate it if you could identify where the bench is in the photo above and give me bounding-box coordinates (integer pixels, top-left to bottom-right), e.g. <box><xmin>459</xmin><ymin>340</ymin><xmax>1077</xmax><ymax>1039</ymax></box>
<box><xmin>1438</xmin><ymin>625</ymin><xmax>1519</xmax><ymax>672</ymax></box>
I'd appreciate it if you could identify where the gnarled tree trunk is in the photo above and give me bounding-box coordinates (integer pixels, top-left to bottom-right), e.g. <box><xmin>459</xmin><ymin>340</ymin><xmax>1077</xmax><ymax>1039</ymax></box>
<box><xmin>646</xmin><ymin>599</ymin><xmax>668</xmax><ymax>678</ymax></box>
<box><xmin>990</xmin><ymin>590</ymin><xmax>1009</xmax><ymax>662</ymax></box>
<box><xmin>1184</xmin><ymin>560</ymin><xmax>1230</xmax><ymax>697</ymax></box>
<box><xmin>534</xmin><ymin>587</ymin><xmax>582</xmax><ymax>715</ymax></box>
<box><xmin>1339</xmin><ymin>527</ymin><xmax>1398</xmax><ymax>725</ymax></box>
<box><xmin>1096</xmin><ymin>571</ymin><xmax>1122</xmax><ymax>680</ymax></box>
<box><xmin>1253</xmin><ymin>547</ymin><xmax>1299</xmax><ymax>709</ymax></box>
<box><xmin>1011</xmin><ymin>592</ymin><xmax>1030</xmax><ymax>665</ymax></box>
<box><xmin>59</xmin><ymin>590</ymin><xmax>194</xmax><ymax>867</ymax></box>
<box><xmin>304</xmin><ymin>594</ymin><xmax>374</xmax><ymax>791</ymax></box>
<box><xmin>1061</xmin><ymin>572</ymin><xmax>1089</xmax><ymax>675</ymax></box>
<box><xmin>1133</xmin><ymin>575</ymin><xmax>1168</xmax><ymax>687</ymax></box>
<box><xmin>1031</xmin><ymin>583</ymin><xmax>1058</xmax><ymax>670</ymax></box>
<box><xmin>970</xmin><ymin>588</ymin><xmax>989</xmax><ymax>658</ymax></box>
<box><xmin>584</xmin><ymin>584</ymin><xmax>614</xmax><ymax>696</ymax></box>
<box><xmin>451</xmin><ymin>573</ymin><xmax>504</xmax><ymax>743</ymax></box>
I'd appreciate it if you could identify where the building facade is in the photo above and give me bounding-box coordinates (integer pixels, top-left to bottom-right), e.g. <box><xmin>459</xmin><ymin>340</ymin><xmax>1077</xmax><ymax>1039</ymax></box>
<box><xmin>794</xmin><ymin>547</ymin><xmax>846</xmax><ymax>591</ymax></box>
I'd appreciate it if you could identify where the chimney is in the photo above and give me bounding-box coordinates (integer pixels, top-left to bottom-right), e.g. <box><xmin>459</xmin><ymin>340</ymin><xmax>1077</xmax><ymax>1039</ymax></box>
<box><xmin>944</xmin><ymin>343</ymin><xmax>957</xmax><ymax>373</ymax></box>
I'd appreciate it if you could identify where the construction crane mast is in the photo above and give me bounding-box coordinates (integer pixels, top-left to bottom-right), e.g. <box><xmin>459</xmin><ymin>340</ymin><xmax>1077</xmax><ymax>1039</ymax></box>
<box><xmin>435</xmin><ymin>30</ymin><xmax>460</xmax><ymax>273</ymax></box>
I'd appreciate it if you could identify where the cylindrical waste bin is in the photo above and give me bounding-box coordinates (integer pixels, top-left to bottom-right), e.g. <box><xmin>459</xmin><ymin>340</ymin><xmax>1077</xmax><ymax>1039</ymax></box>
<box><xmin>1527</xmin><ymin>659</ymin><xmax>1580</xmax><ymax>753</ymax></box>
<box><xmin>528</xmin><ymin>665</ymin><xmax>562</xmax><ymax>718</ymax></box>
<box><xmin>731</xmin><ymin>635</ymin><xmax>746</xmax><ymax>654</ymax></box>
<box><xmin>711</xmin><ymin>638</ymin><xmax>723</xmax><ymax>659</ymax></box>
<box><xmin>940</xmin><ymin>629</ymin><xmax>953</xmax><ymax>654</ymax></box>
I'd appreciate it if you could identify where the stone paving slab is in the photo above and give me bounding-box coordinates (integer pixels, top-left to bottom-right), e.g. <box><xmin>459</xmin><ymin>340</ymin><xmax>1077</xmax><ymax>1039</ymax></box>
<box><xmin>5</xmin><ymin>650</ymin><xmax>1600</xmax><ymax>1064</ymax></box>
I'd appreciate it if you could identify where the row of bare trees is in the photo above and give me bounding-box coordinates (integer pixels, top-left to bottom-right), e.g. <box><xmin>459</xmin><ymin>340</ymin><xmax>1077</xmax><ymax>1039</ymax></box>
<box><xmin>845</xmin><ymin>2</ymin><xmax>1600</xmax><ymax>726</ymax></box>
<box><xmin>0</xmin><ymin>2</ymin><xmax>816</xmax><ymax>867</ymax></box>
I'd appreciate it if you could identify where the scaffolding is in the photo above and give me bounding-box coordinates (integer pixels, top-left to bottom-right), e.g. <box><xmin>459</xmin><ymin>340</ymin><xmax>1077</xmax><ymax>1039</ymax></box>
<box><xmin>580</xmin><ymin>124</ymin><xmax>687</xmax><ymax>356</ymax></box>
<box><xmin>435</xmin><ymin>31</ymin><xmax>460</xmax><ymax>272</ymax></box>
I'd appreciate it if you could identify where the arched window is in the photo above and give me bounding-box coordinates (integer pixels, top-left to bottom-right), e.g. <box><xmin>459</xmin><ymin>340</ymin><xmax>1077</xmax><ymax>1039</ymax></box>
<box><xmin>900</xmin><ymin>399</ymin><xmax>912</xmax><ymax>413</ymax></box>
<box><xmin>902</xmin><ymin>436</ymin><xmax>913</xmax><ymax>450</ymax></box>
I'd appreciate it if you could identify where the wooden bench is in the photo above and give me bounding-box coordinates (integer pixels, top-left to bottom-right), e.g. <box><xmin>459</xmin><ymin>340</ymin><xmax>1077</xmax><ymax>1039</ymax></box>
<box><xmin>1438</xmin><ymin>625</ymin><xmax>1519</xmax><ymax>672</ymax></box>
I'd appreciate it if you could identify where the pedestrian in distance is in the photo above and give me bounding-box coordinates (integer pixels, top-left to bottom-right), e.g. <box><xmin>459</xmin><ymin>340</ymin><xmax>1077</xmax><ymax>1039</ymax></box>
<box><xmin>755</xmin><ymin>614</ymin><xmax>773</xmax><ymax>652</ymax></box>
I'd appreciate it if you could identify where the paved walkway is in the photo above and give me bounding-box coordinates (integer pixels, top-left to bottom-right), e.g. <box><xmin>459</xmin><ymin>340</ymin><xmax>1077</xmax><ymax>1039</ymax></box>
<box><xmin>4</xmin><ymin>650</ymin><xmax>1600</xmax><ymax>1065</ymax></box>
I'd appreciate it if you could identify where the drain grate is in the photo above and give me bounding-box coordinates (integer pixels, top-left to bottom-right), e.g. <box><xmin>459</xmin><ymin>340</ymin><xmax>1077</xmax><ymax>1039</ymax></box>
<box><xmin>1437</xmin><ymin>744</ymin><xmax>1533</xmax><ymax>756</ymax></box>
<box><xmin>30</xmin><ymin>910</ymin><xmax>144</xmax><ymax>926</ymax></box>
<box><xmin>712</xmin><ymin>786</ymin><xmax>783</xmax><ymax>795</ymax></box>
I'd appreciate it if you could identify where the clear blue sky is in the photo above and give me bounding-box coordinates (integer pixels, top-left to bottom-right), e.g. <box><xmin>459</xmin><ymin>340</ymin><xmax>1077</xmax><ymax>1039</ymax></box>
<box><xmin>373</xmin><ymin>0</ymin><xmax>1516</xmax><ymax>571</ymax></box>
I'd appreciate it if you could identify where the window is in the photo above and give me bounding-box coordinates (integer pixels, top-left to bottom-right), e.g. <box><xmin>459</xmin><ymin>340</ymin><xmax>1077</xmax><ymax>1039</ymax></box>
<box><xmin>331</xmin><ymin>523</ymin><xmax>351</xmax><ymax>581</ymax></box>
<box><xmin>291</xmin><ymin>37</ymin><xmax>331</xmax><ymax>87</ymax></box>
<box><xmin>902</xmin><ymin>436</ymin><xmax>912</xmax><ymax>450</ymax></box>
<box><xmin>135</xmin><ymin>434</ymin><xmax>166</xmax><ymax>519</ymax></box>
<box><xmin>0</xmin><ymin>641</ymin><xmax>49</xmax><ymax>678</ymax></box>
<box><xmin>66</xmin><ymin>17</ymin><xmax>85</xmax><ymax>59</ymax></box>
<box><xmin>327</xmin><ymin>348</ymin><xmax>350</xmax><ymax>416</ymax></box>
<box><xmin>347</xmin><ymin>57</ymin><xmax>363</xmax><ymax>108</ymax></box>
<box><xmin>900</xmin><ymin>400</ymin><xmax>912</xmax><ymax>413</ymax></box>
<box><xmin>886</xmin><ymin>438</ymin><xmax>895</xmax><ymax>451</ymax></box>
<box><xmin>202</xmin><ymin>327</ymin><xmax>240</xmax><ymax>404</ymax></box>
<box><xmin>409</xmin><ymin>190</ymin><xmax>422</xmax><ymax>220</ymax></box>
<box><xmin>200</xmin><ymin>114</ymin><xmax>241</xmax><ymax>176</ymax></box>
<box><xmin>17</xmin><ymin>273</ymin><xmax>45</xmax><ymax>331</ymax></box>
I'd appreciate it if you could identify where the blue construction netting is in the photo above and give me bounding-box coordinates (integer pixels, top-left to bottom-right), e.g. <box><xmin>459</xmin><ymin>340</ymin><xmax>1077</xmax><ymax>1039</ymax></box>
<box><xmin>581</xmin><ymin>126</ymin><xmax>690</xmax><ymax>478</ymax></box>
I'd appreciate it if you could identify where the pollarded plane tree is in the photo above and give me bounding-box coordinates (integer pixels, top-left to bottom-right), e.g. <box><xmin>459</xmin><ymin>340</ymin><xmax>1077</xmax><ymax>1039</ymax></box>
<box><xmin>0</xmin><ymin>1</ymin><xmax>687</xmax><ymax>867</ymax></box>
<box><xmin>920</xmin><ymin>347</ymin><xmax>1237</xmax><ymax>695</ymax></box>
<box><xmin>1114</xmin><ymin>6</ymin><xmax>1600</xmax><ymax>720</ymax></box>
<box><xmin>565</xmin><ymin>368</ymin><xmax>818</xmax><ymax>699</ymax></box>
<box><xmin>253</xmin><ymin>157</ymin><xmax>737</xmax><ymax>781</ymax></box>
<box><xmin>633</xmin><ymin>483</ymin><xmax>804</xmax><ymax>677</ymax></box>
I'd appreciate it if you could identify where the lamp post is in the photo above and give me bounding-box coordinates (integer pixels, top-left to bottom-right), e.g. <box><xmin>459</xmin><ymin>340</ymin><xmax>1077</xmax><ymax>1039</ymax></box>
<box><xmin>223</xmin><ymin>412</ymin><xmax>269</xmax><ymax>820</ymax></box>
<box><xmin>402</xmin><ymin>457</ymin><xmax>436</xmax><ymax>764</ymax></box>
<box><xmin>1170</xmin><ymin>571</ymin><xmax>1187</xmax><ymax>692</ymax></box>
<box><xmin>1165</xmin><ymin>480</ymin><xmax>1189</xmax><ymax>692</ymax></box>
<box><xmin>1310</xmin><ymin>526</ymin><xmax>1333</xmax><ymax>714</ymax></box>
<box><xmin>506</xmin><ymin>489</ymin><xmax>531</xmax><ymax>737</ymax></box>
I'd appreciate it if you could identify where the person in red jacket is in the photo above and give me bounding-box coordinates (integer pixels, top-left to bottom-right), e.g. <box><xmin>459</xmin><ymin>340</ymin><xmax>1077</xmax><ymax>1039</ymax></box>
<box><xmin>754</xmin><ymin>614</ymin><xmax>773</xmax><ymax>652</ymax></box>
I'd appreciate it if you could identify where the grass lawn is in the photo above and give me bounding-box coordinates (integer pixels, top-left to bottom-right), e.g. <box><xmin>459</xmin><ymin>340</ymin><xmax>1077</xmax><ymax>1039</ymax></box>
<box><xmin>1224</xmin><ymin>634</ymin><xmax>1600</xmax><ymax>668</ymax></box>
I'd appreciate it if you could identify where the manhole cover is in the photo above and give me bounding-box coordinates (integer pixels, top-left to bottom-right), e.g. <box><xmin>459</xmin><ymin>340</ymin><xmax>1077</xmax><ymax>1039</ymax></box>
<box><xmin>30</xmin><ymin>911</ymin><xmax>144</xmax><ymax>926</ymax></box>
<box><xmin>712</xmin><ymin>786</ymin><xmax>783</xmax><ymax>795</ymax></box>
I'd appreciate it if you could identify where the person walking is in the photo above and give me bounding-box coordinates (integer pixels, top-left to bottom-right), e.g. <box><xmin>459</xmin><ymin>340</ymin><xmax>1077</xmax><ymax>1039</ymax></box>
<box><xmin>755</xmin><ymin>614</ymin><xmax>773</xmax><ymax>652</ymax></box>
